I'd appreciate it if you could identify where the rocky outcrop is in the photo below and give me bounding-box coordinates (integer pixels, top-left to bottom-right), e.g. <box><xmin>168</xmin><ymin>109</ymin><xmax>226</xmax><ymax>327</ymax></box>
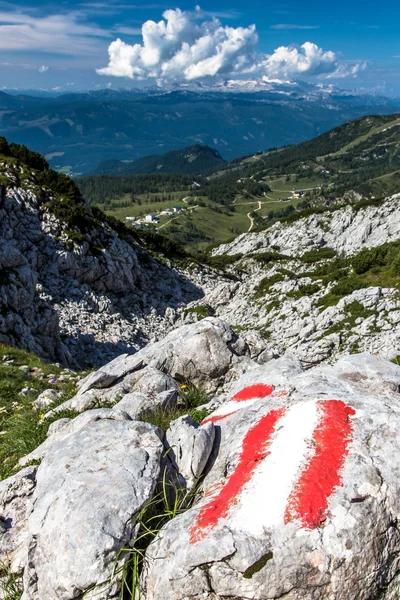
<box><xmin>181</xmin><ymin>196</ymin><xmax>400</xmax><ymax>367</ymax></box>
<box><xmin>0</xmin><ymin>178</ymin><xmax>204</xmax><ymax>367</ymax></box>
<box><xmin>0</xmin><ymin>466</ymin><xmax>37</xmax><ymax>574</ymax></box>
<box><xmin>22</xmin><ymin>414</ymin><xmax>164</xmax><ymax>600</ymax></box>
<box><xmin>3</xmin><ymin>159</ymin><xmax>400</xmax><ymax>374</ymax></box>
<box><xmin>165</xmin><ymin>415</ymin><xmax>215</xmax><ymax>492</ymax></box>
<box><xmin>49</xmin><ymin>318</ymin><xmax>255</xmax><ymax>415</ymax></box>
<box><xmin>213</xmin><ymin>194</ymin><xmax>400</xmax><ymax>257</ymax></box>
<box><xmin>143</xmin><ymin>353</ymin><xmax>400</xmax><ymax>600</ymax></box>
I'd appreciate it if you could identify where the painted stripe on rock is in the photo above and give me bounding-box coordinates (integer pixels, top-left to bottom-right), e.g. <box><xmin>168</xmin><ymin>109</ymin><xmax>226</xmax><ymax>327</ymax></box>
<box><xmin>233</xmin><ymin>401</ymin><xmax>320</xmax><ymax>535</ymax></box>
<box><xmin>232</xmin><ymin>384</ymin><xmax>274</xmax><ymax>401</ymax></box>
<box><xmin>202</xmin><ymin>383</ymin><xmax>274</xmax><ymax>425</ymax></box>
<box><xmin>284</xmin><ymin>399</ymin><xmax>355</xmax><ymax>529</ymax></box>
<box><xmin>191</xmin><ymin>398</ymin><xmax>355</xmax><ymax>544</ymax></box>
<box><xmin>190</xmin><ymin>407</ymin><xmax>285</xmax><ymax>544</ymax></box>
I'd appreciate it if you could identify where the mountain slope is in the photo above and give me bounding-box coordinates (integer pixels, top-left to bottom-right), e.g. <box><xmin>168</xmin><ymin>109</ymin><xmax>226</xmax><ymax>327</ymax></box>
<box><xmin>220</xmin><ymin>114</ymin><xmax>400</xmax><ymax>197</ymax></box>
<box><xmin>0</xmin><ymin>137</ymin><xmax>206</xmax><ymax>367</ymax></box>
<box><xmin>190</xmin><ymin>193</ymin><xmax>400</xmax><ymax>365</ymax></box>
<box><xmin>1</xmin><ymin>87</ymin><xmax>399</xmax><ymax>175</ymax></box>
<box><xmin>93</xmin><ymin>144</ymin><xmax>226</xmax><ymax>176</ymax></box>
<box><xmin>76</xmin><ymin>114</ymin><xmax>400</xmax><ymax>253</ymax></box>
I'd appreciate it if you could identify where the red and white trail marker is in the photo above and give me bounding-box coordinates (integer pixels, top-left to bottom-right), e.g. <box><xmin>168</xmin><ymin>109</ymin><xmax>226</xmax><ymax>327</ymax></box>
<box><xmin>201</xmin><ymin>383</ymin><xmax>274</xmax><ymax>425</ymax></box>
<box><xmin>191</xmin><ymin>397</ymin><xmax>355</xmax><ymax>544</ymax></box>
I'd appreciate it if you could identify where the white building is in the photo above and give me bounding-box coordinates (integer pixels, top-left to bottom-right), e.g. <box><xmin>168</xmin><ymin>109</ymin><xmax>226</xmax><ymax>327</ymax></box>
<box><xmin>145</xmin><ymin>214</ymin><xmax>159</xmax><ymax>223</ymax></box>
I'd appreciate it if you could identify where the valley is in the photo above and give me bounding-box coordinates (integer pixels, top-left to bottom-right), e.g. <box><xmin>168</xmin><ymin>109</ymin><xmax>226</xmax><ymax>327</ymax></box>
<box><xmin>77</xmin><ymin>114</ymin><xmax>400</xmax><ymax>251</ymax></box>
<box><xmin>93</xmin><ymin>175</ymin><xmax>317</xmax><ymax>249</ymax></box>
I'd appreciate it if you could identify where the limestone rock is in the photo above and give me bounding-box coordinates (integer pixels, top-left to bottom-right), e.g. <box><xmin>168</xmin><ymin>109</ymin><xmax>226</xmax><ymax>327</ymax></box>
<box><xmin>22</xmin><ymin>416</ymin><xmax>163</xmax><ymax>600</ymax></box>
<box><xmin>143</xmin><ymin>353</ymin><xmax>400</xmax><ymax>600</ymax></box>
<box><xmin>0</xmin><ymin>184</ymin><xmax>205</xmax><ymax>367</ymax></box>
<box><xmin>0</xmin><ymin>467</ymin><xmax>37</xmax><ymax>574</ymax></box>
<box><xmin>165</xmin><ymin>416</ymin><xmax>215</xmax><ymax>491</ymax></box>
<box><xmin>50</xmin><ymin>318</ymin><xmax>255</xmax><ymax>416</ymax></box>
<box><xmin>19</xmin><ymin>408</ymin><xmax>132</xmax><ymax>467</ymax></box>
<box><xmin>213</xmin><ymin>194</ymin><xmax>400</xmax><ymax>258</ymax></box>
<box><xmin>33</xmin><ymin>389</ymin><xmax>61</xmax><ymax>410</ymax></box>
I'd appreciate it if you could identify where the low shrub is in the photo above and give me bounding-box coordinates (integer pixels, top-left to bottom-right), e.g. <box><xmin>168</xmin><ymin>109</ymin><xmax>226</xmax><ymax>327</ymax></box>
<box><xmin>352</xmin><ymin>246</ymin><xmax>389</xmax><ymax>275</ymax></box>
<box><xmin>183</xmin><ymin>306</ymin><xmax>211</xmax><ymax>320</ymax></box>
<box><xmin>250</xmin><ymin>251</ymin><xmax>290</xmax><ymax>264</ymax></box>
<box><xmin>300</xmin><ymin>247</ymin><xmax>336</xmax><ymax>263</ymax></box>
<box><xmin>330</xmin><ymin>277</ymin><xmax>366</xmax><ymax>296</ymax></box>
<box><xmin>287</xmin><ymin>283</ymin><xmax>320</xmax><ymax>299</ymax></box>
<box><xmin>254</xmin><ymin>273</ymin><xmax>285</xmax><ymax>298</ymax></box>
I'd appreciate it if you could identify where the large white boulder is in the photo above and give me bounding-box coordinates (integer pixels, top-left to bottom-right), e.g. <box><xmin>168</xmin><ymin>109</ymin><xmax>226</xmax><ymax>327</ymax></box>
<box><xmin>143</xmin><ymin>353</ymin><xmax>400</xmax><ymax>600</ymax></box>
<box><xmin>21</xmin><ymin>414</ymin><xmax>163</xmax><ymax>600</ymax></box>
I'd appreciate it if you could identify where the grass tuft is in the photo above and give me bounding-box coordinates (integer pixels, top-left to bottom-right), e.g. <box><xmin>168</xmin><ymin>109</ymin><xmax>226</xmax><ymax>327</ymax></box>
<box><xmin>0</xmin><ymin>344</ymin><xmax>84</xmax><ymax>480</ymax></box>
<box><xmin>0</xmin><ymin>562</ymin><xmax>23</xmax><ymax>600</ymax></box>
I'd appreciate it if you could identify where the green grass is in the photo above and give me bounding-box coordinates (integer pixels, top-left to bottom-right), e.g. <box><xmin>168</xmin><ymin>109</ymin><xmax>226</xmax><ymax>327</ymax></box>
<box><xmin>322</xmin><ymin>301</ymin><xmax>375</xmax><ymax>337</ymax></box>
<box><xmin>116</xmin><ymin>470</ymin><xmax>200</xmax><ymax>600</ymax></box>
<box><xmin>0</xmin><ymin>562</ymin><xmax>23</xmax><ymax>600</ymax></box>
<box><xmin>0</xmin><ymin>344</ymin><xmax>84</xmax><ymax>480</ymax></box>
<box><xmin>140</xmin><ymin>381</ymin><xmax>210</xmax><ymax>431</ymax></box>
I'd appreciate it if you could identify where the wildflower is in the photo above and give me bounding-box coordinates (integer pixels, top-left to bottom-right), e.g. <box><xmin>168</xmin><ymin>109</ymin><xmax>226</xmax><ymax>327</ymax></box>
<box><xmin>180</xmin><ymin>384</ymin><xmax>187</xmax><ymax>390</ymax></box>
<box><xmin>39</xmin><ymin>413</ymin><xmax>45</xmax><ymax>420</ymax></box>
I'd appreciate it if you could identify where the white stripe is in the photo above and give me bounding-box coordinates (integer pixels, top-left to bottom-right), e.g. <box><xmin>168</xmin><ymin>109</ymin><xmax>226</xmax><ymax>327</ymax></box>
<box><xmin>232</xmin><ymin>401</ymin><xmax>319</xmax><ymax>534</ymax></box>
<box><xmin>208</xmin><ymin>397</ymin><xmax>262</xmax><ymax>419</ymax></box>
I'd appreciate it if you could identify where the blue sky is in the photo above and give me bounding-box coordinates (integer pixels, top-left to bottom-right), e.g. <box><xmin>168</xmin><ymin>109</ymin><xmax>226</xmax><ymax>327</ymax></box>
<box><xmin>0</xmin><ymin>0</ymin><xmax>399</xmax><ymax>94</ymax></box>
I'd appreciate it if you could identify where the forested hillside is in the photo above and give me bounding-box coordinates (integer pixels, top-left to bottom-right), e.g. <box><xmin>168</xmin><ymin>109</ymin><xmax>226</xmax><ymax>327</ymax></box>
<box><xmin>93</xmin><ymin>144</ymin><xmax>226</xmax><ymax>176</ymax></box>
<box><xmin>76</xmin><ymin>114</ymin><xmax>400</xmax><ymax>252</ymax></box>
<box><xmin>221</xmin><ymin>114</ymin><xmax>400</xmax><ymax>197</ymax></box>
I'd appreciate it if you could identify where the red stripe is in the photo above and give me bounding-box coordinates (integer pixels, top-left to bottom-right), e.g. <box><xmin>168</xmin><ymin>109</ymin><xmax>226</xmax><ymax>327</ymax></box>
<box><xmin>284</xmin><ymin>400</ymin><xmax>355</xmax><ymax>529</ymax></box>
<box><xmin>190</xmin><ymin>407</ymin><xmax>285</xmax><ymax>544</ymax></box>
<box><xmin>201</xmin><ymin>411</ymin><xmax>236</xmax><ymax>425</ymax></box>
<box><xmin>201</xmin><ymin>384</ymin><xmax>274</xmax><ymax>425</ymax></box>
<box><xmin>232</xmin><ymin>384</ymin><xmax>274</xmax><ymax>402</ymax></box>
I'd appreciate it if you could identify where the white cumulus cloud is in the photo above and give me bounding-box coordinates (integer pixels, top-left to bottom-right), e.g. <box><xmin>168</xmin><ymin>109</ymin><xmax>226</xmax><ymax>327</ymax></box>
<box><xmin>97</xmin><ymin>7</ymin><xmax>259</xmax><ymax>81</ymax></box>
<box><xmin>97</xmin><ymin>7</ymin><xmax>363</xmax><ymax>84</ymax></box>
<box><xmin>261</xmin><ymin>42</ymin><xmax>337</xmax><ymax>79</ymax></box>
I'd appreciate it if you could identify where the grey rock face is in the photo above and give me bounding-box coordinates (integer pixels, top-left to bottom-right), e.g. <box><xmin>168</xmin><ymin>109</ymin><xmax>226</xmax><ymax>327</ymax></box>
<box><xmin>22</xmin><ymin>416</ymin><xmax>163</xmax><ymax>600</ymax></box>
<box><xmin>178</xmin><ymin>197</ymin><xmax>400</xmax><ymax>368</ymax></box>
<box><xmin>143</xmin><ymin>353</ymin><xmax>400</xmax><ymax>600</ymax></box>
<box><xmin>213</xmin><ymin>194</ymin><xmax>400</xmax><ymax>258</ymax></box>
<box><xmin>19</xmin><ymin>408</ymin><xmax>132</xmax><ymax>467</ymax></box>
<box><xmin>165</xmin><ymin>416</ymin><xmax>215</xmax><ymax>491</ymax></box>
<box><xmin>0</xmin><ymin>236</ymin><xmax>68</xmax><ymax>364</ymax></box>
<box><xmin>0</xmin><ymin>467</ymin><xmax>37</xmax><ymax>574</ymax></box>
<box><xmin>50</xmin><ymin>318</ymin><xmax>255</xmax><ymax>416</ymax></box>
<box><xmin>0</xmin><ymin>183</ymin><xmax>204</xmax><ymax>367</ymax></box>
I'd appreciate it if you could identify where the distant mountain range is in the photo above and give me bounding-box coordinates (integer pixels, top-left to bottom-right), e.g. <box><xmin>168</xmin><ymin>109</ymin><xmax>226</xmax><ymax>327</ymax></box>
<box><xmin>93</xmin><ymin>144</ymin><xmax>226</xmax><ymax>176</ymax></box>
<box><xmin>1</xmin><ymin>82</ymin><xmax>399</xmax><ymax>175</ymax></box>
